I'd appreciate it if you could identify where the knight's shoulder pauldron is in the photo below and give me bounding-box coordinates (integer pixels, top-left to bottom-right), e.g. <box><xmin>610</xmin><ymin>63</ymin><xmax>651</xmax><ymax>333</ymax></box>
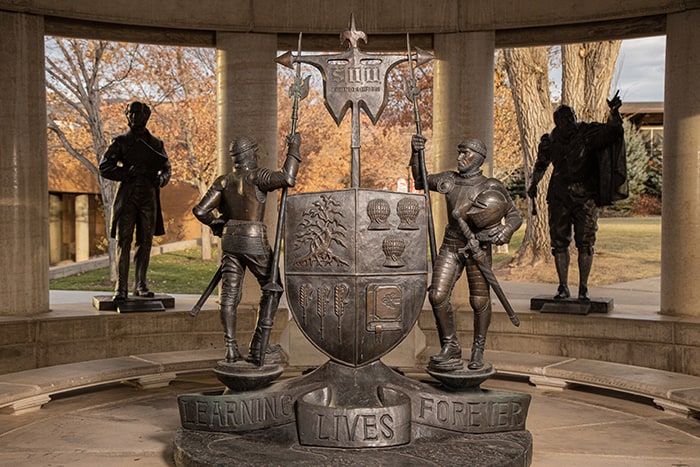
<box><xmin>433</xmin><ymin>171</ymin><xmax>457</xmax><ymax>194</ymax></box>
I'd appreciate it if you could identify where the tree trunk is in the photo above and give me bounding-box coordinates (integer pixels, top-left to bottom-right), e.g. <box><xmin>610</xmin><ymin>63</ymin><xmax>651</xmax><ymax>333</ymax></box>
<box><xmin>97</xmin><ymin>177</ymin><xmax>118</xmax><ymax>281</ymax></box>
<box><xmin>562</xmin><ymin>41</ymin><xmax>621</xmax><ymax>122</ymax></box>
<box><xmin>503</xmin><ymin>47</ymin><xmax>554</xmax><ymax>266</ymax></box>
<box><xmin>561</xmin><ymin>44</ymin><xmax>587</xmax><ymax>113</ymax></box>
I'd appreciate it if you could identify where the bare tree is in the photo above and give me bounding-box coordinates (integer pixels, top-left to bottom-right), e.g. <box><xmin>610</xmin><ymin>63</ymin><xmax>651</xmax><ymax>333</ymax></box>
<box><xmin>45</xmin><ymin>37</ymin><xmax>136</xmax><ymax>279</ymax></box>
<box><xmin>562</xmin><ymin>42</ymin><xmax>622</xmax><ymax>122</ymax></box>
<box><xmin>129</xmin><ymin>45</ymin><xmax>219</xmax><ymax>259</ymax></box>
<box><xmin>503</xmin><ymin>46</ymin><xmax>553</xmax><ymax>266</ymax></box>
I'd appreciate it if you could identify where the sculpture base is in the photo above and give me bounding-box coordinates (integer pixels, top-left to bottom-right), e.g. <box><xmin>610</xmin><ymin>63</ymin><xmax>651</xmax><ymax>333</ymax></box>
<box><xmin>214</xmin><ymin>360</ymin><xmax>284</xmax><ymax>392</ymax></box>
<box><xmin>174</xmin><ymin>425</ymin><xmax>532</xmax><ymax>467</ymax></box>
<box><xmin>427</xmin><ymin>363</ymin><xmax>496</xmax><ymax>389</ymax></box>
<box><xmin>177</xmin><ymin>360</ymin><xmax>531</xmax><ymax>464</ymax></box>
<box><xmin>530</xmin><ymin>295</ymin><xmax>613</xmax><ymax>314</ymax></box>
<box><xmin>92</xmin><ymin>294</ymin><xmax>175</xmax><ymax>312</ymax></box>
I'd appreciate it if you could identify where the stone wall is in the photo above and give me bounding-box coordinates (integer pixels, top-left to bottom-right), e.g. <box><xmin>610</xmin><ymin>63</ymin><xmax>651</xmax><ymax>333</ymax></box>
<box><xmin>2</xmin><ymin>306</ymin><xmax>699</xmax><ymax>377</ymax></box>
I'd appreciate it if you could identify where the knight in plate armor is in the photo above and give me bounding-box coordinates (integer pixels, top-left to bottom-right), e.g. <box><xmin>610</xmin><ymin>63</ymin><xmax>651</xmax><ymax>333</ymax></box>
<box><xmin>411</xmin><ymin>135</ymin><xmax>522</xmax><ymax>371</ymax></box>
<box><xmin>193</xmin><ymin>134</ymin><xmax>301</xmax><ymax>364</ymax></box>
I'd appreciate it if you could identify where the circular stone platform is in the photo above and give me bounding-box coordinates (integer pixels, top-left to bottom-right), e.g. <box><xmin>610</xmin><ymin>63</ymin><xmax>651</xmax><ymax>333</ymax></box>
<box><xmin>174</xmin><ymin>424</ymin><xmax>532</xmax><ymax>467</ymax></box>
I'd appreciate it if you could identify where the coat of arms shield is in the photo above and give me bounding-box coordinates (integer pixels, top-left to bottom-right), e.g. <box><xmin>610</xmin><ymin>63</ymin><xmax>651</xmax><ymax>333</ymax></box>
<box><xmin>285</xmin><ymin>189</ymin><xmax>428</xmax><ymax>367</ymax></box>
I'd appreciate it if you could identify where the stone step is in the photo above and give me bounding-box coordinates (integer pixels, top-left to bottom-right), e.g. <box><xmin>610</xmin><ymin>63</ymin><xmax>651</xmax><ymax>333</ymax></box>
<box><xmin>2</xmin><ymin>348</ymin><xmax>699</xmax><ymax>419</ymax></box>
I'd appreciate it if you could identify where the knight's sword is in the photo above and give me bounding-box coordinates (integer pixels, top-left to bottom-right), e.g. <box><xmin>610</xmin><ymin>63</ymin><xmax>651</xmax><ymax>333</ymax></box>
<box><xmin>456</xmin><ymin>216</ymin><xmax>520</xmax><ymax>327</ymax></box>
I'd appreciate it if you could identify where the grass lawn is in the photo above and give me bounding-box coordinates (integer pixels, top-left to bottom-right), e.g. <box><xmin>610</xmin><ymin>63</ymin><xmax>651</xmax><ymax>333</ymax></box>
<box><xmin>50</xmin><ymin>248</ymin><xmax>220</xmax><ymax>294</ymax></box>
<box><xmin>495</xmin><ymin>216</ymin><xmax>661</xmax><ymax>286</ymax></box>
<box><xmin>50</xmin><ymin>217</ymin><xmax>661</xmax><ymax>292</ymax></box>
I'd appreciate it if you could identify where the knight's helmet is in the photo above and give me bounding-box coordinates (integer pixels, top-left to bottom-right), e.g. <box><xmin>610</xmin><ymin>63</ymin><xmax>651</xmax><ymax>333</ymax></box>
<box><xmin>229</xmin><ymin>136</ymin><xmax>258</xmax><ymax>169</ymax></box>
<box><xmin>457</xmin><ymin>138</ymin><xmax>487</xmax><ymax>165</ymax></box>
<box><xmin>466</xmin><ymin>188</ymin><xmax>510</xmax><ymax>231</ymax></box>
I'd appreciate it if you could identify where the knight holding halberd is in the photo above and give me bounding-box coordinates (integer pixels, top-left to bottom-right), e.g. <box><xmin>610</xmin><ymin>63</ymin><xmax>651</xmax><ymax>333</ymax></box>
<box><xmin>410</xmin><ymin>135</ymin><xmax>522</xmax><ymax>372</ymax></box>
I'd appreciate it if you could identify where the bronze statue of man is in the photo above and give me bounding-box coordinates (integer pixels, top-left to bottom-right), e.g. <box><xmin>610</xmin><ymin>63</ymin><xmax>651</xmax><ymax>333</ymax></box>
<box><xmin>411</xmin><ymin>135</ymin><xmax>522</xmax><ymax>371</ymax></box>
<box><xmin>528</xmin><ymin>93</ymin><xmax>626</xmax><ymax>300</ymax></box>
<box><xmin>99</xmin><ymin>101</ymin><xmax>171</xmax><ymax>301</ymax></box>
<box><xmin>193</xmin><ymin>134</ymin><xmax>301</xmax><ymax>365</ymax></box>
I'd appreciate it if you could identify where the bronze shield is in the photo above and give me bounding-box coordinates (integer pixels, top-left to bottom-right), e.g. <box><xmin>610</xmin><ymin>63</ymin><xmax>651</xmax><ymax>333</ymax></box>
<box><xmin>285</xmin><ymin>189</ymin><xmax>428</xmax><ymax>367</ymax></box>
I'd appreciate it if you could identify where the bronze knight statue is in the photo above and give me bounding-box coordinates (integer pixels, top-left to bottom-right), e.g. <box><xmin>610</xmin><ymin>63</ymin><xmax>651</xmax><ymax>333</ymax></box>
<box><xmin>193</xmin><ymin>134</ymin><xmax>301</xmax><ymax>365</ymax></box>
<box><xmin>99</xmin><ymin>101</ymin><xmax>171</xmax><ymax>301</ymax></box>
<box><xmin>528</xmin><ymin>91</ymin><xmax>627</xmax><ymax>301</ymax></box>
<box><xmin>411</xmin><ymin>135</ymin><xmax>522</xmax><ymax>372</ymax></box>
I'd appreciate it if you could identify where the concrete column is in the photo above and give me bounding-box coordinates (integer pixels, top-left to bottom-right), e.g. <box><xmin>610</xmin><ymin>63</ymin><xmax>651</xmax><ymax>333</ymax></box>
<box><xmin>0</xmin><ymin>12</ymin><xmax>48</xmax><ymax>316</ymax></box>
<box><xmin>432</xmin><ymin>31</ymin><xmax>495</xmax><ymax>235</ymax></box>
<box><xmin>49</xmin><ymin>194</ymin><xmax>63</xmax><ymax>264</ymax></box>
<box><xmin>661</xmin><ymin>10</ymin><xmax>700</xmax><ymax>317</ymax></box>
<box><xmin>75</xmin><ymin>194</ymin><xmax>90</xmax><ymax>262</ymax></box>
<box><xmin>215</xmin><ymin>32</ymin><xmax>279</xmax><ymax>229</ymax></box>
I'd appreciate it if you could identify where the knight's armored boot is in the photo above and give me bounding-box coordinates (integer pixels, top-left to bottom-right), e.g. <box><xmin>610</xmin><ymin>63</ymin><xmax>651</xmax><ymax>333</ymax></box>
<box><xmin>246</xmin><ymin>292</ymin><xmax>282</xmax><ymax>366</ymax></box>
<box><xmin>247</xmin><ymin>329</ymin><xmax>282</xmax><ymax>366</ymax></box>
<box><xmin>553</xmin><ymin>249</ymin><xmax>571</xmax><ymax>299</ymax></box>
<box><xmin>428</xmin><ymin>303</ymin><xmax>463</xmax><ymax>372</ymax></box>
<box><xmin>224</xmin><ymin>337</ymin><xmax>242</xmax><ymax>363</ymax></box>
<box><xmin>577</xmin><ymin>247</ymin><xmax>593</xmax><ymax>300</ymax></box>
<box><xmin>467</xmin><ymin>301</ymin><xmax>491</xmax><ymax>370</ymax></box>
<box><xmin>221</xmin><ymin>305</ymin><xmax>242</xmax><ymax>363</ymax></box>
<box><xmin>468</xmin><ymin>336</ymin><xmax>487</xmax><ymax>370</ymax></box>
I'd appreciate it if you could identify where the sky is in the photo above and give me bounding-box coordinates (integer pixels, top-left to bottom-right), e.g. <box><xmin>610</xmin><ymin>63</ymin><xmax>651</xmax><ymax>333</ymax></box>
<box><xmin>614</xmin><ymin>36</ymin><xmax>665</xmax><ymax>102</ymax></box>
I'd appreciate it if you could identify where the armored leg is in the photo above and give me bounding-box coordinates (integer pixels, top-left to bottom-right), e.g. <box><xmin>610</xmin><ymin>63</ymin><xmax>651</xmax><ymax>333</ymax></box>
<box><xmin>577</xmin><ymin>246</ymin><xmax>593</xmax><ymax>300</ymax></box>
<box><xmin>468</xmin><ymin>302</ymin><xmax>491</xmax><ymax>370</ymax></box>
<box><xmin>247</xmin><ymin>290</ymin><xmax>282</xmax><ymax>366</ymax></box>
<box><xmin>220</xmin><ymin>304</ymin><xmax>242</xmax><ymax>362</ymax></box>
<box><xmin>427</xmin><ymin>301</ymin><xmax>463</xmax><ymax>371</ymax></box>
<box><xmin>466</xmin><ymin>259</ymin><xmax>492</xmax><ymax>370</ymax></box>
<box><xmin>220</xmin><ymin>254</ymin><xmax>244</xmax><ymax>363</ymax></box>
<box><xmin>553</xmin><ymin>248</ymin><xmax>571</xmax><ymax>299</ymax></box>
<box><xmin>427</xmin><ymin>247</ymin><xmax>464</xmax><ymax>372</ymax></box>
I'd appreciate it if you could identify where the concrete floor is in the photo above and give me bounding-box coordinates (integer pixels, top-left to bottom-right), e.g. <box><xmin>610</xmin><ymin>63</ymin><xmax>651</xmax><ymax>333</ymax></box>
<box><xmin>0</xmin><ymin>371</ymin><xmax>698</xmax><ymax>466</ymax></box>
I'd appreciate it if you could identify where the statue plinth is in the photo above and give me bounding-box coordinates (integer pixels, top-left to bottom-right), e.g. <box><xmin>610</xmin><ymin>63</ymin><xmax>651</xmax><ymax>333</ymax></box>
<box><xmin>92</xmin><ymin>294</ymin><xmax>175</xmax><ymax>312</ymax></box>
<box><xmin>530</xmin><ymin>295</ymin><xmax>614</xmax><ymax>314</ymax></box>
<box><xmin>175</xmin><ymin>360</ymin><xmax>532</xmax><ymax>465</ymax></box>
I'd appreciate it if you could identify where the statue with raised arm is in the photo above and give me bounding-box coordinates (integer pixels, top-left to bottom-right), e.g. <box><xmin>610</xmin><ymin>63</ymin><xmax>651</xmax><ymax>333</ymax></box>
<box><xmin>193</xmin><ymin>134</ymin><xmax>301</xmax><ymax>365</ymax></box>
<box><xmin>528</xmin><ymin>92</ymin><xmax>627</xmax><ymax>301</ymax></box>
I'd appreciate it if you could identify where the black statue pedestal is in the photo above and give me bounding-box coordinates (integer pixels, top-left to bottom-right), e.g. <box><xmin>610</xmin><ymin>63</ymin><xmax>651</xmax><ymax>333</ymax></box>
<box><xmin>530</xmin><ymin>295</ymin><xmax>614</xmax><ymax>315</ymax></box>
<box><xmin>92</xmin><ymin>294</ymin><xmax>175</xmax><ymax>313</ymax></box>
<box><xmin>174</xmin><ymin>360</ymin><xmax>533</xmax><ymax>466</ymax></box>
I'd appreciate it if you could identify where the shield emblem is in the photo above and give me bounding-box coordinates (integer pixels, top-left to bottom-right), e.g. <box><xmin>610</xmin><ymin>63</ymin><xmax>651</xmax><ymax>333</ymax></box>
<box><xmin>285</xmin><ymin>189</ymin><xmax>428</xmax><ymax>367</ymax></box>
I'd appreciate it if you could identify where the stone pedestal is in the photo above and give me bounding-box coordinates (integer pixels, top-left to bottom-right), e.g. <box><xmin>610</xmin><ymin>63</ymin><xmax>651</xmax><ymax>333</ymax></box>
<box><xmin>530</xmin><ymin>296</ymin><xmax>614</xmax><ymax>314</ymax></box>
<box><xmin>92</xmin><ymin>294</ymin><xmax>175</xmax><ymax>312</ymax></box>
<box><xmin>175</xmin><ymin>360</ymin><xmax>532</xmax><ymax>466</ymax></box>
